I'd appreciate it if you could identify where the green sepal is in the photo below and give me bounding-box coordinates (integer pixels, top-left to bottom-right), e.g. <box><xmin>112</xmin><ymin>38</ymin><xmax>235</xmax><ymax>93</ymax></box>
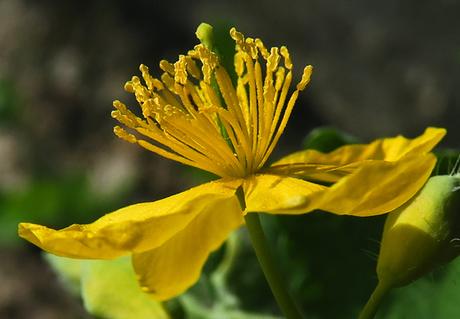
<box><xmin>377</xmin><ymin>175</ymin><xmax>460</xmax><ymax>287</ymax></box>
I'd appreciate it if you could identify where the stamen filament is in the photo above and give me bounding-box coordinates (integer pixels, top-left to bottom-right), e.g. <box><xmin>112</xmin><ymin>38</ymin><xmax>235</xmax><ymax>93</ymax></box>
<box><xmin>112</xmin><ymin>28</ymin><xmax>312</xmax><ymax>178</ymax></box>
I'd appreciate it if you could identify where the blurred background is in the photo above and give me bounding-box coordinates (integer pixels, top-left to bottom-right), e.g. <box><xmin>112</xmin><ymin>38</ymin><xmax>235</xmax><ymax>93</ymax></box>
<box><xmin>1</xmin><ymin>0</ymin><xmax>460</xmax><ymax>318</ymax></box>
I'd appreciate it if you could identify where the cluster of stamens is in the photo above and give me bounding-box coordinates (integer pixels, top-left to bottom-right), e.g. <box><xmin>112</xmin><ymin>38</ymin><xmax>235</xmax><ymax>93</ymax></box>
<box><xmin>111</xmin><ymin>28</ymin><xmax>312</xmax><ymax>178</ymax></box>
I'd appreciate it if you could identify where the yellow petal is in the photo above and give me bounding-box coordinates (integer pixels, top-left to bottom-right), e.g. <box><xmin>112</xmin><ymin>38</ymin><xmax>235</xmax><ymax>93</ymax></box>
<box><xmin>243</xmin><ymin>174</ymin><xmax>326</xmax><ymax>214</ymax></box>
<box><xmin>302</xmin><ymin>153</ymin><xmax>437</xmax><ymax>216</ymax></box>
<box><xmin>379</xmin><ymin>127</ymin><xmax>445</xmax><ymax>161</ymax></box>
<box><xmin>265</xmin><ymin>162</ymin><xmax>357</xmax><ymax>183</ymax></box>
<box><xmin>131</xmin><ymin>197</ymin><xmax>243</xmax><ymax>301</ymax></box>
<box><xmin>247</xmin><ymin>154</ymin><xmax>436</xmax><ymax>217</ymax></box>
<box><xmin>19</xmin><ymin>178</ymin><xmax>242</xmax><ymax>259</ymax></box>
<box><xmin>271</xmin><ymin>127</ymin><xmax>445</xmax><ymax>181</ymax></box>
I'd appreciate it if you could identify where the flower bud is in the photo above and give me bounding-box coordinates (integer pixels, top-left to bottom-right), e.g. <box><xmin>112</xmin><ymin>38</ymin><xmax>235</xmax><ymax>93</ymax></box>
<box><xmin>376</xmin><ymin>174</ymin><xmax>460</xmax><ymax>288</ymax></box>
<box><xmin>359</xmin><ymin>173</ymin><xmax>460</xmax><ymax>319</ymax></box>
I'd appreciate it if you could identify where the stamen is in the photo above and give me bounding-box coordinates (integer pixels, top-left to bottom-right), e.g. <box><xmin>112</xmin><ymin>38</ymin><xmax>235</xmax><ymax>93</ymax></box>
<box><xmin>185</xmin><ymin>56</ymin><xmax>201</xmax><ymax>80</ymax></box>
<box><xmin>297</xmin><ymin>66</ymin><xmax>313</xmax><ymax>91</ymax></box>
<box><xmin>114</xmin><ymin>126</ymin><xmax>136</xmax><ymax>144</ymax></box>
<box><xmin>113</xmin><ymin>27</ymin><xmax>312</xmax><ymax>178</ymax></box>
<box><xmin>159</xmin><ymin>60</ymin><xmax>175</xmax><ymax>75</ymax></box>
<box><xmin>174</xmin><ymin>55</ymin><xmax>188</xmax><ymax>85</ymax></box>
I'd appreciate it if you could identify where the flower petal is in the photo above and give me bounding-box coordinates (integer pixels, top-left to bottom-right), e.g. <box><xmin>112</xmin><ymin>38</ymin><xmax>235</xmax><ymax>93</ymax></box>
<box><xmin>297</xmin><ymin>153</ymin><xmax>437</xmax><ymax>216</ymax></box>
<box><xmin>270</xmin><ymin>127</ymin><xmax>445</xmax><ymax>181</ymax></box>
<box><xmin>18</xmin><ymin>178</ymin><xmax>242</xmax><ymax>259</ymax></box>
<box><xmin>247</xmin><ymin>154</ymin><xmax>436</xmax><ymax>217</ymax></box>
<box><xmin>243</xmin><ymin>174</ymin><xmax>326</xmax><ymax>214</ymax></box>
<box><xmin>131</xmin><ymin>196</ymin><xmax>243</xmax><ymax>301</ymax></box>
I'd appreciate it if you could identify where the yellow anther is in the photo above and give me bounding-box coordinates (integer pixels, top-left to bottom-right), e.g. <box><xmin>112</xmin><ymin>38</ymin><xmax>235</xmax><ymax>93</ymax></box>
<box><xmin>111</xmin><ymin>108</ymin><xmax>137</xmax><ymax>129</ymax></box>
<box><xmin>110</xmin><ymin>109</ymin><xmax>120</xmax><ymax>119</ymax></box>
<box><xmin>296</xmin><ymin>65</ymin><xmax>313</xmax><ymax>91</ymax></box>
<box><xmin>245</xmin><ymin>37</ymin><xmax>258</xmax><ymax>59</ymax></box>
<box><xmin>113</xmin><ymin>26</ymin><xmax>313</xmax><ymax>178</ymax></box>
<box><xmin>185</xmin><ymin>56</ymin><xmax>201</xmax><ymax>79</ymax></box>
<box><xmin>124</xmin><ymin>82</ymin><xmax>134</xmax><ymax>93</ymax></box>
<box><xmin>114</xmin><ymin>126</ymin><xmax>137</xmax><ymax>143</ymax></box>
<box><xmin>231</xmin><ymin>28</ymin><xmax>254</xmax><ymax>57</ymax></box>
<box><xmin>267</xmin><ymin>47</ymin><xmax>280</xmax><ymax>72</ymax></box>
<box><xmin>131</xmin><ymin>81</ymin><xmax>151</xmax><ymax>104</ymax></box>
<box><xmin>161</xmin><ymin>73</ymin><xmax>175</xmax><ymax>91</ymax></box>
<box><xmin>139</xmin><ymin>64</ymin><xmax>149</xmax><ymax>73</ymax></box>
<box><xmin>152</xmin><ymin>78</ymin><xmax>164</xmax><ymax>90</ymax></box>
<box><xmin>230</xmin><ymin>27</ymin><xmax>244</xmax><ymax>44</ymax></box>
<box><xmin>159</xmin><ymin>60</ymin><xmax>175</xmax><ymax>75</ymax></box>
<box><xmin>139</xmin><ymin>65</ymin><xmax>152</xmax><ymax>89</ymax></box>
<box><xmin>140</xmin><ymin>98</ymin><xmax>157</xmax><ymax>118</ymax></box>
<box><xmin>187</xmin><ymin>48</ymin><xmax>198</xmax><ymax>60</ymax></box>
<box><xmin>193</xmin><ymin>45</ymin><xmax>218</xmax><ymax>83</ymax></box>
<box><xmin>111</xmin><ymin>110</ymin><xmax>128</xmax><ymax>125</ymax></box>
<box><xmin>131</xmin><ymin>76</ymin><xmax>141</xmax><ymax>85</ymax></box>
<box><xmin>112</xmin><ymin>100</ymin><xmax>142</xmax><ymax>126</ymax></box>
<box><xmin>139</xmin><ymin>64</ymin><xmax>163</xmax><ymax>91</ymax></box>
<box><xmin>255</xmin><ymin>38</ymin><xmax>269</xmax><ymax>59</ymax></box>
<box><xmin>280</xmin><ymin>46</ymin><xmax>292</xmax><ymax>70</ymax></box>
<box><xmin>174</xmin><ymin>55</ymin><xmax>188</xmax><ymax>85</ymax></box>
<box><xmin>113</xmin><ymin>99</ymin><xmax>126</xmax><ymax>111</ymax></box>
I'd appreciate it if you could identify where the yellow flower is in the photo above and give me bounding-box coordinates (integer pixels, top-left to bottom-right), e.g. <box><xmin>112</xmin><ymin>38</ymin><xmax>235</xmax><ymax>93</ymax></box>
<box><xmin>19</xmin><ymin>27</ymin><xmax>445</xmax><ymax>301</ymax></box>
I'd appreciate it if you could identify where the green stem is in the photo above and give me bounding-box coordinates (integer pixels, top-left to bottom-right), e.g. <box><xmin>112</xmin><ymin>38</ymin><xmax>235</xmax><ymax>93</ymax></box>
<box><xmin>244</xmin><ymin>213</ymin><xmax>304</xmax><ymax>319</ymax></box>
<box><xmin>358</xmin><ymin>281</ymin><xmax>391</xmax><ymax>319</ymax></box>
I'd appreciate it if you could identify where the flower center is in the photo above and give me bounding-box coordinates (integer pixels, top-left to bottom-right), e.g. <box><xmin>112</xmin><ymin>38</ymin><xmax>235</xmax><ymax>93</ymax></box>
<box><xmin>112</xmin><ymin>28</ymin><xmax>312</xmax><ymax>178</ymax></box>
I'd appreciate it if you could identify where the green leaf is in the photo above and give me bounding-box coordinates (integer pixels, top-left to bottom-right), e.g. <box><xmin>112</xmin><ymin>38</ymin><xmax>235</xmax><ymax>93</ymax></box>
<box><xmin>81</xmin><ymin>257</ymin><xmax>169</xmax><ymax>319</ymax></box>
<box><xmin>45</xmin><ymin>253</ymin><xmax>83</xmax><ymax>296</ymax></box>
<box><xmin>45</xmin><ymin>254</ymin><xmax>169</xmax><ymax>319</ymax></box>
<box><xmin>302</xmin><ymin>126</ymin><xmax>359</xmax><ymax>152</ymax></box>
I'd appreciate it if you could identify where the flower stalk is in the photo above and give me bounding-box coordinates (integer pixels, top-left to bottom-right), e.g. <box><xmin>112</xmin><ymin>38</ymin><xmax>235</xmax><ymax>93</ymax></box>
<box><xmin>244</xmin><ymin>213</ymin><xmax>304</xmax><ymax>319</ymax></box>
<box><xmin>358</xmin><ymin>282</ymin><xmax>390</xmax><ymax>319</ymax></box>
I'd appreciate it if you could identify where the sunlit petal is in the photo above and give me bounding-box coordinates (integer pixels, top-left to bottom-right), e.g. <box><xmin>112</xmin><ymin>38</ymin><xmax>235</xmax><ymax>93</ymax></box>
<box><xmin>132</xmin><ymin>197</ymin><xmax>243</xmax><ymax>300</ymax></box>
<box><xmin>314</xmin><ymin>154</ymin><xmax>437</xmax><ymax>216</ymax></box>
<box><xmin>271</xmin><ymin>127</ymin><xmax>445</xmax><ymax>181</ymax></box>
<box><xmin>243</xmin><ymin>173</ymin><xmax>326</xmax><ymax>214</ymax></box>
<box><xmin>249</xmin><ymin>154</ymin><xmax>436</xmax><ymax>217</ymax></box>
<box><xmin>19</xmin><ymin>178</ymin><xmax>242</xmax><ymax>259</ymax></box>
<box><xmin>299</xmin><ymin>154</ymin><xmax>437</xmax><ymax>216</ymax></box>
